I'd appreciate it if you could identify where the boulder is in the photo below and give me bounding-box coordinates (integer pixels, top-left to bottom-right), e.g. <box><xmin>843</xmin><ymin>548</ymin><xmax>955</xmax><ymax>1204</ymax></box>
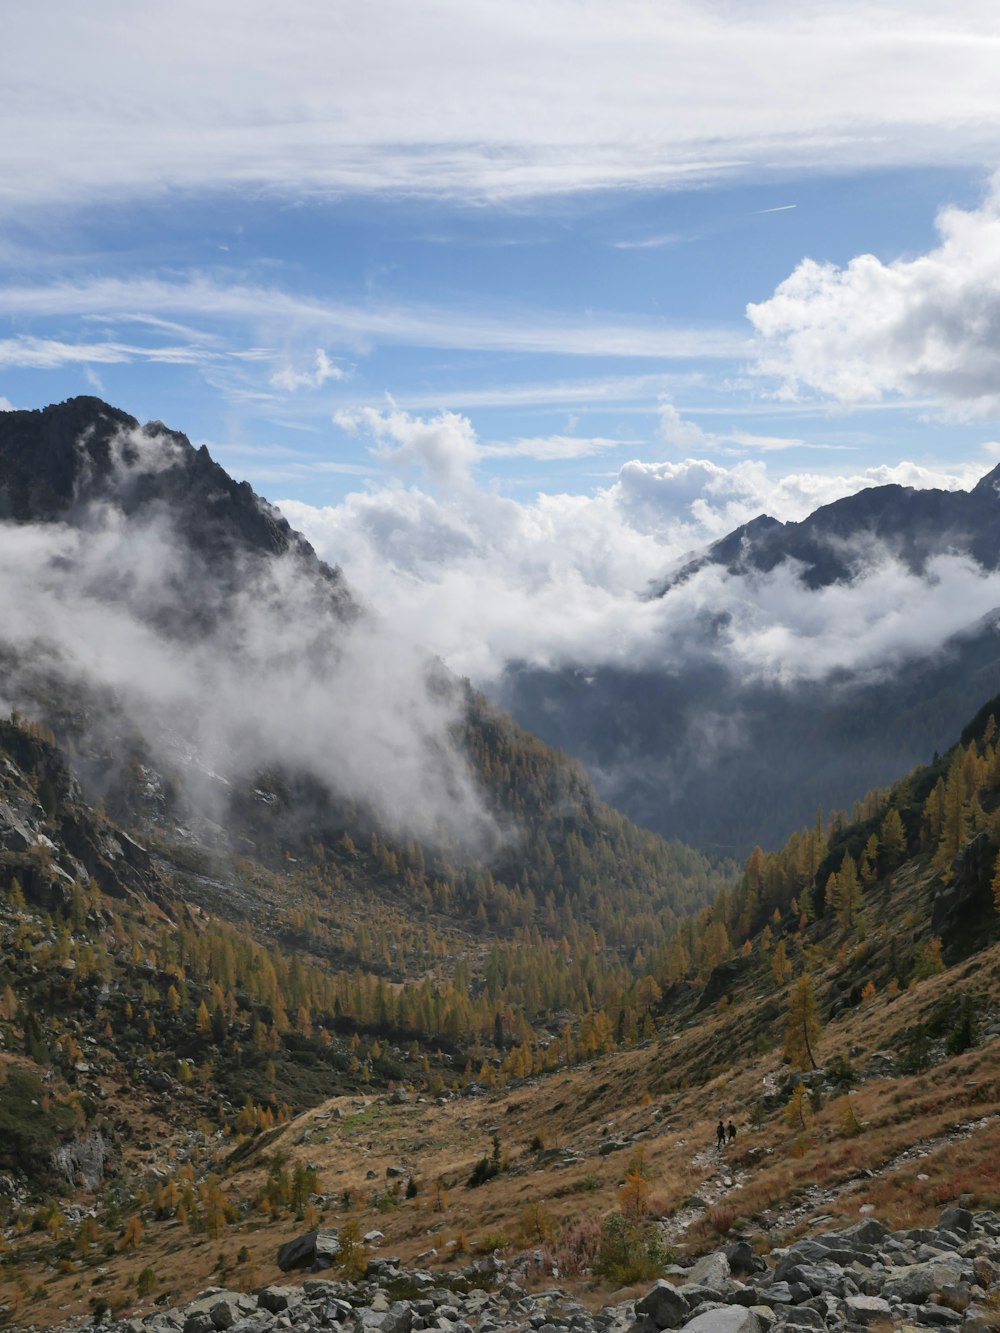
<box><xmin>938</xmin><ymin>1208</ymin><xmax>975</xmax><ymax>1236</ymax></box>
<box><xmin>679</xmin><ymin>1308</ymin><xmax>761</xmax><ymax>1333</ymax></box>
<box><xmin>635</xmin><ymin>1280</ymin><xmax>690</xmax><ymax>1329</ymax></box>
<box><xmin>723</xmin><ymin>1242</ymin><xmax>766</xmax><ymax>1277</ymax></box>
<box><xmin>883</xmin><ymin>1259</ymin><xmax>972</xmax><ymax>1304</ymax></box>
<box><xmin>844</xmin><ymin>1295</ymin><xmax>892</xmax><ymax>1325</ymax></box>
<box><xmin>687</xmin><ymin>1253</ymin><xmax>732</xmax><ymax>1292</ymax></box>
<box><xmin>276</xmin><ymin>1227</ymin><xmax>341</xmax><ymax>1272</ymax></box>
<box><xmin>257</xmin><ymin>1286</ymin><xmax>302</xmax><ymax>1314</ymax></box>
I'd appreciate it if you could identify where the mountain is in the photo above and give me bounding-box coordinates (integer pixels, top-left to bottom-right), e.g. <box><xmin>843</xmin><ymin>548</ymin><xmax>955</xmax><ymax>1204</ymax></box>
<box><xmin>3</xmin><ymin>626</ymin><xmax>1000</xmax><ymax>1329</ymax></box>
<box><xmin>0</xmin><ymin>397</ymin><xmax>735</xmax><ymax>1144</ymax></box>
<box><xmin>660</xmin><ymin>464</ymin><xmax>1000</xmax><ymax>593</ymax></box>
<box><xmin>497</xmin><ymin>468</ymin><xmax>1000</xmax><ymax>853</ymax></box>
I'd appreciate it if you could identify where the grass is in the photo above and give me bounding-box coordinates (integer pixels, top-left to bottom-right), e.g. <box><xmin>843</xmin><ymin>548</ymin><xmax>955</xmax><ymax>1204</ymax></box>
<box><xmin>2</xmin><ymin>936</ymin><xmax>999</xmax><ymax>1328</ymax></box>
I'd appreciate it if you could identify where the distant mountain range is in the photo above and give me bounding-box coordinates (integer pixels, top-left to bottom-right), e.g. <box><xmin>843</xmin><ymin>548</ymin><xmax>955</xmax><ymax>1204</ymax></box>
<box><xmin>497</xmin><ymin>466</ymin><xmax>1000</xmax><ymax>852</ymax></box>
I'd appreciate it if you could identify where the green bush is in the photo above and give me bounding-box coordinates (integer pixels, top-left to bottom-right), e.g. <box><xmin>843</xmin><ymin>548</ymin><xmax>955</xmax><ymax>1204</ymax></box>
<box><xmin>592</xmin><ymin>1211</ymin><xmax>666</xmax><ymax>1285</ymax></box>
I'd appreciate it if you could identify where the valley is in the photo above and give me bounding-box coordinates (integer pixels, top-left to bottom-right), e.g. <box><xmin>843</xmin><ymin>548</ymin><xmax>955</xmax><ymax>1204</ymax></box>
<box><xmin>0</xmin><ymin>400</ymin><xmax>999</xmax><ymax>1332</ymax></box>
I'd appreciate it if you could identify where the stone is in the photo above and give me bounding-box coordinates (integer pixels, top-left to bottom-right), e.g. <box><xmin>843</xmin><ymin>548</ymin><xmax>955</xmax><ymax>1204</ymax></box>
<box><xmin>182</xmin><ymin>1317</ymin><xmax>215</xmax><ymax>1333</ymax></box>
<box><xmin>777</xmin><ymin>1308</ymin><xmax>825</xmax><ymax>1330</ymax></box>
<box><xmin>678</xmin><ymin>1308</ymin><xmax>761</xmax><ymax>1333</ymax></box>
<box><xmin>635</xmin><ymin>1280</ymin><xmax>690</xmax><ymax>1329</ymax></box>
<box><xmin>939</xmin><ymin>1209</ymin><xmax>975</xmax><ymax>1237</ymax></box>
<box><xmin>723</xmin><ymin>1242</ymin><xmax>765</xmax><ymax>1277</ymax></box>
<box><xmin>884</xmin><ymin>1260</ymin><xmax>972</xmax><ymax>1304</ymax></box>
<box><xmin>917</xmin><ymin>1304</ymin><xmax>964</xmax><ymax>1327</ymax></box>
<box><xmin>687</xmin><ymin>1253</ymin><xmax>732</xmax><ymax>1292</ymax></box>
<box><xmin>276</xmin><ymin>1227</ymin><xmax>341</xmax><ymax>1272</ymax></box>
<box><xmin>844</xmin><ymin>1295</ymin><xmax>892</xmax><ymax>1325</ymax></box>
<box><xmin>257</xmin><ymin>1288</ymin><xmax>301</xmax><ymax>1315</ymax></box>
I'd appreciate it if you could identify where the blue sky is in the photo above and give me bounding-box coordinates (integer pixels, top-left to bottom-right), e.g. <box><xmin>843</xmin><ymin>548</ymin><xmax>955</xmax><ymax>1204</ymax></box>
<box><xmin>4</xmin><ymin>2</ymin><xmax>1000</xmax><ymax>505</ymax></box>
<box><xmin>5</xmin><ymin>2</ymin><xmax>1000</xmax><ymax>688</ymax></box>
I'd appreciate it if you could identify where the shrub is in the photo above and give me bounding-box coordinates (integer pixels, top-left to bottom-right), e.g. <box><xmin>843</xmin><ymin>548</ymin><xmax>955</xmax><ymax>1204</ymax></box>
<box><xmin>707</xmin><ymin>1204</ymin><xmax>735</xmax><ymax>1235</ymax></box>
<box><xmin>136</xmin><ymin>1267</ymin><xmax>156</xmax><ymax>1297</ymax></box>
<box><xmin>592</xmin><ymin>1211</ymin><xmax>666</xmax><ymax>1286</ymax></box>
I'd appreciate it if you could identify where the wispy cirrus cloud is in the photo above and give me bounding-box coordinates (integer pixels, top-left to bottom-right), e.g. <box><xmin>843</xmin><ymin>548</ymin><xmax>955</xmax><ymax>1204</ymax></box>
<box><xmin>4</xmin><ymin>2</ymin><xmax>1000</xmax><ymax>207</ymax></box>
<box><xmin>0</xmin><ymin>274</ymin><xmax>746</xmax><ymax>361</ymax></box>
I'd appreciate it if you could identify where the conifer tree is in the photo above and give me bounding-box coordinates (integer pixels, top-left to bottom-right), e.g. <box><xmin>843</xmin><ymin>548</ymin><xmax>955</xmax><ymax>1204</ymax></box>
<box><xmin>784</xmin><ymin>975</ymin><xmax>820</xmax><ymax>1069</ymax></box>
<box><xmin>880</xmin><ymin>808</ymin><xmax>906</xmax><ymax>867</ymax></box>
<box><xmin>833</xmin><ymin>852</ymin><xmax>861</xmax><ymax>928</ymax></box>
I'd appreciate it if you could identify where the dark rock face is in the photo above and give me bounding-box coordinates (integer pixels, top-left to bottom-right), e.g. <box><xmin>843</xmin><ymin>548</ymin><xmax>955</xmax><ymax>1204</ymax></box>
<box><xmin>933</xmin><ymin>831</ymin><xmax>998</xmax><ymax>962</ymax></box>
<box><xmin>276</xmin><ymin>1227</ymin><xmax>342</xmax><ymax>1272</ymax></box>
<box><xmin>0</xmin><ymin>396</ymin><xmax>353</xmax><ymax>615</ymax></box>
<box><xmin>662</xmin><ymin>463</ymin><xmax>1000</xmax><ymax>593</ymax></box>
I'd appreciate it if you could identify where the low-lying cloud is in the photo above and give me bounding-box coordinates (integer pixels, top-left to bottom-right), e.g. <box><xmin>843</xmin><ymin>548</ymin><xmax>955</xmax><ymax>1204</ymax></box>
<box><xmin>279</xmin><ymin>406</ymin><xmax>1000</xmax><ymax>686</ymax></box>
<box><xmin>0</xmin><ymin>430</ymin><xmax>496</xmax><ymax>851</ymax></box>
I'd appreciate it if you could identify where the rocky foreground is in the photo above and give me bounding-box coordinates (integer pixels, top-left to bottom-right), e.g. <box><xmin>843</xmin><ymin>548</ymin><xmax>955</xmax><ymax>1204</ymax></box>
<box><xmin>50</xmin><ymin>1206</ymin><xmax>1000</xmax><ymax>1333</ymax></box>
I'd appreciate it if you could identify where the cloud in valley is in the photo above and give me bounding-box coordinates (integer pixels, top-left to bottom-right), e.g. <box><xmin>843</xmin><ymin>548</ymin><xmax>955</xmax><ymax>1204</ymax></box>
<box><xmin>0</xmin><ymin>428</ymin><xmax>496</xmax><ymax>850</ymax></box>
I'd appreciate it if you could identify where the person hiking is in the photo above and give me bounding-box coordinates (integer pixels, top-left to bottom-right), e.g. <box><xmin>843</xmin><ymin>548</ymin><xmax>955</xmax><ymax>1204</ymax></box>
<box><xmin>727</xmin><ymin>1120</ymin><xmax>736</xmax><ymax>1143</ymax></box>
<box><xmin>716</xmin><ymin>1119</ymin><xmax>726</xmax><ymax>1150</ymax></box>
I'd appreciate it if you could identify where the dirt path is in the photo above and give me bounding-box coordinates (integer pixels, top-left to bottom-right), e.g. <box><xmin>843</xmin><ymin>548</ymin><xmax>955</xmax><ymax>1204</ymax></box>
<box><xmin>658</xmin><ymin>1110</ymin><xmax>998</xmax><ymax>1246</ymax></box>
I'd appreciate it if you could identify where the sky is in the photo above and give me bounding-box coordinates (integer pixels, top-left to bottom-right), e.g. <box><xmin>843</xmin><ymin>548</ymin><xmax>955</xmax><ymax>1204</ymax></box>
<box><xmin>5</xmin><ymin>1</ymin><xmax>1000</xmax><ymax>687</ymax></box>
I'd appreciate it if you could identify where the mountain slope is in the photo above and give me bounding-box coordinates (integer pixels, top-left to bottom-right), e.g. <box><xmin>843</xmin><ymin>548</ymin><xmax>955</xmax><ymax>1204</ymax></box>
<box><xmin>498</xmin><ymin>467</ymin><xmax>1000</xmax><ymax>852</ymax></box>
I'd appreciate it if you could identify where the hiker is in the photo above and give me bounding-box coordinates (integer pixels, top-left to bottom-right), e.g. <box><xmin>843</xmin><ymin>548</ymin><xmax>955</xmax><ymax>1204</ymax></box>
<box><xmin>716</xmin><ymin>1119</ymin><xmax>726</xmax><ymax>1150</ymax></box>
<box><xmin>727</xmin><ymin>1120</ymin><xmax>736</xmax><ymax>1143</ymax></box>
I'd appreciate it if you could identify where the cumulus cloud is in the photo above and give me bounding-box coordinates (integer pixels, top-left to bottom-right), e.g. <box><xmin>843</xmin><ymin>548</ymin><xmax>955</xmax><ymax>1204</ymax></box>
<box><xmin>270</xmin><ymin>349</ymin><xmax>347</xmax><ymax>393</ymax></box>
<box><xmin>279</xmin><ymin>408</ymin><xmax>997</xmax><ymax>685</ymax></box>
<box><xmin>748</xmin><ymin>176</ymin><xmax>1000</xmax><ymax>413</ymax></box>
<box><xmin>0</xmin><ymin>428</ymin><xmax>496</xmax><ymax>851</ymax></box>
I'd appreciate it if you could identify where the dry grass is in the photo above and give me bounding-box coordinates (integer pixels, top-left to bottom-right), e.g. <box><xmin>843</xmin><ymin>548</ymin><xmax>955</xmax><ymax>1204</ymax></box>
<box><xmin>4</xmin><ymin>938</ymin><xmax>1000</xmax><ymax>1329</ymax></box>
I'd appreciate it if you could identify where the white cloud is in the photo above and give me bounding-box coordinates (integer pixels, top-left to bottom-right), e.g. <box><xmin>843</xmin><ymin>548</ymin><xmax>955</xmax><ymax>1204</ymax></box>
<box><xmin>270</xmin><ymin>349</ymin><xmax>347</xmax><ymax>393</ymax></box>
<box><xmin>659</xmin><ymin>402</ymin><xmax>709</xmax><ymax>449</ymax></box>
<box><xmin>279</xmin><ymin>407</ymin><xmax>996</xmax><ymax>684</ymax></box>
<box><xmin>0</xmin><ymin>275</ymin><xmax>745</xmax><ymax>362</ymax></box>
<box><xmin>480</xmin><ymin>435</ymin><xmax>629</xmax><ymax>461</ymax></box>
<box><xmin>611</xmin><ymin>234</ymin><xmax>682</xmax><ymax>250</ymax></box>
<box><xmin>0</xmin><ymin>397</ymin><xmax>15</xmax><ymax>411</ymax></box>
<box><xmin>0</xmin><ymin>335</ymin><xmax>215</xmax><ymax>369</ymax></box>
<box><xmin>4</xmin><ymin>2</ymin><xmax>1000</xmax><ymax>206</ymax></box>
<box><xmin>748</xmin><ymin>176</ymin><xmax>1000</xmax><ymax>413</ymax></box>
<box><xmin>657</xmin><ymin>399</ymin><xmax>849</xmax><ymax>454</ymax></box>
<box><xmin>0</xmin><ymin>433</ymin><xmax>496</xmax><ymax>849</ymax></box>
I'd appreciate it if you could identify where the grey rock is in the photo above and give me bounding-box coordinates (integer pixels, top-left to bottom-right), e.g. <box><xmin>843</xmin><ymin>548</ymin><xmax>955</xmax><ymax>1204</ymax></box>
<box><xmin>183</xmin><ymin>1317</ymin><xmax>216</xmax><ymax>1333</ymax></box>
<box><xmin>777</xmin><ymin>1264</ymin><xmax>857</xmax><ymax>1299</ymax></box>
<box><xmin>257</xmin><ymin>1288</ymin><xmax>302</xmax><ymax>1315</ymax></box>
<box><xmin>776</xmin><ymin>1308</ymin><xmax>825</xmax><ymax>1330</ymax></box>
<box><xmin>884</xmin><ymin>1259</ymin><xmax>972</xmax><ymax>1303</ymax></box>
<box><xmin>687</xmin><ymin>1254</ymin><xmax>732</xmax><ymax>1292</ymax></box>
<box><xmin>843</xmin><ymin>1296</ymin><xmax>891</xmax><ymax>1325</ymax></box>
<box><xmin>940</xmin><ymin>1209</ymin><xmax>975</xmax><ymax>1237</ymax></box>
<box><xmin>277</xmin><ymin>1227</ymin><xmax>342</xmax><ymax>1272</ymax></box>
<box><xmin>724</xmin><ymin>1243</ymin><xmax>766</xmax><ymax>1277</ymax></box>
<box><xmin>635</xmin><ymin>1281</ymin><xmax>690</xmax><ymax>1329</ymax></box>
<box><xmin>918</xmin><ymin>1304</ymin><xmax>965</xmax><ymax>1327</ymax></box>
<box><xmin>679</xmin><ymin>1308</ymin><xmax>761</xmax><ymax>1333</ymax></box>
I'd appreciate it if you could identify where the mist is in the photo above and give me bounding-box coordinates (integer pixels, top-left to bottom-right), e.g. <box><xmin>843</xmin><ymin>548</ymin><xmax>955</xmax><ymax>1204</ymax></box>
<box><xmin>280</xmin><ymin>409</ymin><xmax>1000</xmax><ymax>690</ymax></box>
<box><xmin>0</xmin><ymin>434</ymin><xmax>497</xmax><ymax>852</ymax></box>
